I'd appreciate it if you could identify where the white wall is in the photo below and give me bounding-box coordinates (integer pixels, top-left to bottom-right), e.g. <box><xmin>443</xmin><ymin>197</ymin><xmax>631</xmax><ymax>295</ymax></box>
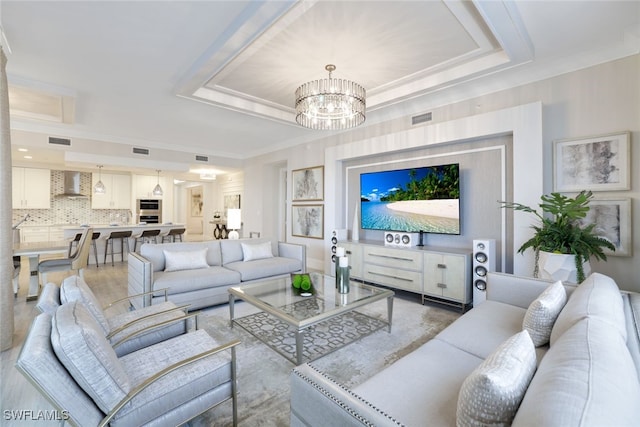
<box><xmin>243</xmin><ymin>55</ymin><xmax>640</xmax><ymax>291</ymax></box>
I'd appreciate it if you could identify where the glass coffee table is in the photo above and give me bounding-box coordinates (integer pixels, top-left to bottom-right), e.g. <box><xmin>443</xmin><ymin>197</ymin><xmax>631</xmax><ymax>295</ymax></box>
<box><xmin>228</xmin><ymin>272</ymin><xmax>394</xmax><ymax>364</ymax></box>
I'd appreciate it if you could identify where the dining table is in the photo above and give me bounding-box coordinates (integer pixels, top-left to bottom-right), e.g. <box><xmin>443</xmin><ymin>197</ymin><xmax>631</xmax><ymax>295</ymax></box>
<box><xmin>13</xmin><ymin>240</ymin><xmax>68</xmax><ymax>301</ymax></box>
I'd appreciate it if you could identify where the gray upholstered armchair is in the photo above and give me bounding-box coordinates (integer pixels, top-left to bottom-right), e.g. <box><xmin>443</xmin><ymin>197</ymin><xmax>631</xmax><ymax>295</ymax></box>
<box><xmin>38</xmin><ymin>275</ymin><xmax>191</xmax><ymax>356</ymax></box>
<box><xmin>17</xmin><ymin>303</ymin><xmax>240</xmax><ymax>426</ymax></box>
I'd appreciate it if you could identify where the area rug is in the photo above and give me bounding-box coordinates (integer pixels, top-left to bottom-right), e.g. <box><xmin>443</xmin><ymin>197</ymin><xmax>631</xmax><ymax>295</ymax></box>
<box><xmin>191</xmin><ymin>292</ymin><xmax>460</xmax><ymax>427</ymax></box>
<box><xmin>233</xmin><ymin>300</ymin><xmax>389</xmax><ymax>364</ymax></box>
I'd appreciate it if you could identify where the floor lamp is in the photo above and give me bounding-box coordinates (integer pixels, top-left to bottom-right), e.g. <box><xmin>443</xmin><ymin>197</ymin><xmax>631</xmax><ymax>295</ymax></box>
<box><xmin>227</xmin><ymin>209</ymin><xmax>241</xmax><ymax>240</ymax></box>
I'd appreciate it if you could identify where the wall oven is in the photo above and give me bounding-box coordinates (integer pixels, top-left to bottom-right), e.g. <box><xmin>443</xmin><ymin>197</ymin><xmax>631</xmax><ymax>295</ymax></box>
<box><xmin>137</xmin><ymin>199</ymin><xmax>162</xmax><ymax>224</ymax></box>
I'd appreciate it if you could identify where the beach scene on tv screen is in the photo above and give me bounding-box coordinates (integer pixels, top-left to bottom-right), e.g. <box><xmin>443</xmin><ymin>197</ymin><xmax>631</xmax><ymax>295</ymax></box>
<box><xmin>360</xmin><ymin>165</ymin><xmax>460</xmax><ymax>234</ymax></box>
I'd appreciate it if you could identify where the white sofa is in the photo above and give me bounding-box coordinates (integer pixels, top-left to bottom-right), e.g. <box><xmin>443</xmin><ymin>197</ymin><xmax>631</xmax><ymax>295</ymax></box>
<box><xmin>128</xmin><ymin>238</ymin><xmax>305</xmax><ymax>310</ymax></box>
<box><xmin>290</xmin><ymin>272</ymin><xmax>640</xmax><ymax>426</ymax></box>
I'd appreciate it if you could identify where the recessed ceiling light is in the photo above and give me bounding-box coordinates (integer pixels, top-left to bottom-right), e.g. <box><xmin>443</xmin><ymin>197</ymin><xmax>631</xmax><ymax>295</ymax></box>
<box><xmin>23</xmin><ymin>155</ymin><xmax>33</xmax><ymax>159</ymax></box>
<box><xmin>18</xmin><ymin>148</ymin><xmax>28</xmax><ymax>152</ymax></box>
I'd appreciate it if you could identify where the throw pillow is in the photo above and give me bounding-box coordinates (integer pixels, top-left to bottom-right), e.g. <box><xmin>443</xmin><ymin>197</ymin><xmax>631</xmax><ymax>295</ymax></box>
<box><xmin>163</xmin><ymin>248</ymin><xmax>209</xmax><ymax>272</ymax></box>
<box><xmin>241</xmin><ymin>241</ymin><xmax>273</xmax><ymax>262</ymax></box>
<box><xmin>456</xmin><ymin>330</ymin><xmax>537</xmax><ymax>427</ymax></box>
<box><xmin>522</xmin><ymin>280</ymin><xmax>567</xmax><ymax>346</ymax></box>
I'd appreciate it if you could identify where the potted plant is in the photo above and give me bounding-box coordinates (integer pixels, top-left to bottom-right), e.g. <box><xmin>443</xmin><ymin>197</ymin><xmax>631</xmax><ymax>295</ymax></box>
<box><xmin>500</xmin><ymin>190</ymin><xmax>615</xmax><ymax>283</ymax></box>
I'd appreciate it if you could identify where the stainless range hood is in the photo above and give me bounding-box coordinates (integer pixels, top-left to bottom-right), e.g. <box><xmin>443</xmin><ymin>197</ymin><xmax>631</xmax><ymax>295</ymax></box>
<box><xmin>57</xmin><ymin>171</ymin><xmax>89</xmax><ymax>199</ymax></box>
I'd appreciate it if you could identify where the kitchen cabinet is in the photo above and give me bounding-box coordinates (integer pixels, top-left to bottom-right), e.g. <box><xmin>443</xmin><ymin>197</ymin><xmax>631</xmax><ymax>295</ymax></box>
<box><xmin>92</xmin><ymin>173</ymin><xmax>131</xmax><ymax>209</ymax></box>
<box><xmin>19</xmin><ymin>226</ymin><xmax>65</xmax><ymax>243</ymax></box>
<box><xmin>20</xmin><ymin>227</ymin><xmax>51</xmax><ymax>243</ymax></box>
<box><xmin>134</xmin><ymin>174</ymin><xmax>167</xmax><ymax>199</ymax></box>
<box><xmin>12</xmin><ymin>167</ymin><xmax>51</xmax><ymax>209</ymax></box>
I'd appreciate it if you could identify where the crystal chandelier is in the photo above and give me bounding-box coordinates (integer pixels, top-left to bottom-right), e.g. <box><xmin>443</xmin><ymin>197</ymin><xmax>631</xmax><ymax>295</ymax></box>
<box><xmin>295</xmin><ymin>64</ymin><xmax>366</xmax><ymax>130</ymax></box>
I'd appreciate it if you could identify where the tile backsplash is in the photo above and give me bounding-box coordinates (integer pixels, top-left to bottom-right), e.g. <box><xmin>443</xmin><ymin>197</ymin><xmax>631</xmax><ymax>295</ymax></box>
<box><xmin>12</xmin><ymin>170</ymin><xmax>130</xmax><ymax>226</ymax></box>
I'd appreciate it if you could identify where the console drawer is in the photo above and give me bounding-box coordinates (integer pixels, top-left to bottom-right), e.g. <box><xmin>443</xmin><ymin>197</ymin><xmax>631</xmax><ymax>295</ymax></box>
<box><xmin>363</xmin><ymin>246</ymin><xmax>422</xmax><ymax>271</ymax></box>
<box><xmin>364</xmin><ymin>264</ymin><xmax>422</xmax><ymax>293</ymax></box>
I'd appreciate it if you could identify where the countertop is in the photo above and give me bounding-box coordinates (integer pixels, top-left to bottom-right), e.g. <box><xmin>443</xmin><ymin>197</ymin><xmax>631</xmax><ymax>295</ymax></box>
<box><xmin>62</xmin><ymin>223</ymin><xmax>185</xmax><ymax>238</ymax></box>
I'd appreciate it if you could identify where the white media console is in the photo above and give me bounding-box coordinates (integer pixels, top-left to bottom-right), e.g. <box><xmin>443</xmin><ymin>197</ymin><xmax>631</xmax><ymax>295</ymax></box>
<box><xmin>340</xmin><ymin>240</ymin><xmax>472</xmax><ymax>311</ymax></box>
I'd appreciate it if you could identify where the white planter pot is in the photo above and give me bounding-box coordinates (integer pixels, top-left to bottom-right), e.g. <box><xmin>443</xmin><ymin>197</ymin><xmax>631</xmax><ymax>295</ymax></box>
<box><xmin>537</xmin><ymin>251</ymin><xmax>591</xmax><ymax>283</ymax></box>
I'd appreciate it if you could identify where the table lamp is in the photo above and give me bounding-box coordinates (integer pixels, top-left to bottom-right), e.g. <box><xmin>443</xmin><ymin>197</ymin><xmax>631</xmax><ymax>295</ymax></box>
<box><xmin>227</xmin><ymin>209</ymin><xmax>241</xmax><ymax>239</ymax></box>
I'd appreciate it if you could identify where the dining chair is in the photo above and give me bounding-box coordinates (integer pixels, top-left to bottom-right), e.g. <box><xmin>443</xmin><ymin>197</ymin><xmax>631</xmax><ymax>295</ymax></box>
<box><xmin>38</xmin><ymin>227</ymin><xmax>93</xmax><ymax>284</ymax></box>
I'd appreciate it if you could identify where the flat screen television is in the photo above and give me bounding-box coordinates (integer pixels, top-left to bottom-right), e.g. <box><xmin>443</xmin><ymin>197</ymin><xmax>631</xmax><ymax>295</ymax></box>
<box><xmin>360</xmin><ymin>163</ymin><xmax>460</xmax><ymax>234</ymax></box>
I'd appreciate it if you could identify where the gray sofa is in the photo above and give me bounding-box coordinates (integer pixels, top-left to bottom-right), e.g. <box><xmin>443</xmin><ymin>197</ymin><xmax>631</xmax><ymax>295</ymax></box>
<box><xmin>290</xmin><ymin>272</ymin><xmax>640</xmax><ymax>426</ymax></box>
<box><xmin>128</xmin><ymin>238</ymin><xmax>305</xmax><ymax>310</ymax></box>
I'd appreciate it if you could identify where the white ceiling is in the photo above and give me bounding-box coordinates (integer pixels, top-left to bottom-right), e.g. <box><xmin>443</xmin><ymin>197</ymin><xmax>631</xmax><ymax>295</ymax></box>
<box><xmin>2</xmin><ymin>0</ymin><xmax>639</xmax><ymax>179</ymax></box>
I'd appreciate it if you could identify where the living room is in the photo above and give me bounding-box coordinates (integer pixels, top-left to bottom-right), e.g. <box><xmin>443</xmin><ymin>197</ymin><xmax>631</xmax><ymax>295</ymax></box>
<box><xmin>2</xmin><ymin>1</ymin><xmax>640</xmax><ymax>425</ymax></box>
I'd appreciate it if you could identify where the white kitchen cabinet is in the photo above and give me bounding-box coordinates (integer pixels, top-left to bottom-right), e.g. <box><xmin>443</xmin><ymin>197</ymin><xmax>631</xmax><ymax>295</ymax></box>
<box><xmin>134</xmin><ymin>174</ymin><xmax>167</xmax><ymax>199</ymax></box>
<box><xmin>20</xmin><ymin>227</ymin><xmax>51</xmax><ymax>243</ymax></box>
<box><xmin>12</xmin><ymin>167</ymin><xmax>51</xmax><ymax>209</ymax></box>
<box><xmin>92</xmin><ymin>173</ymin><xmax>131</xmax><ymax>209</ymax></box>
<box><xmin>48</xmin><ymin>227</ymin><xmax>65</xmax><ymax>241</ymax></box>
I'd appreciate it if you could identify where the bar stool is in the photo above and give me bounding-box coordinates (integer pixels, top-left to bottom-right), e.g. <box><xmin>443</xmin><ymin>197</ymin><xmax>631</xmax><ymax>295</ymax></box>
<box><xmin>133</xmin><ymin>229</ymin><xmax>161</xmax><ymax>252</ymax></box>
<box><xmin>162</xmin><ymin>228</ymin><xmax>186</xmax><ymax>243</ymax></box>
<box><xmin>69</xmin><ymin>231</ymin><xmax>101</xmax><ymax>267</ymax></box>
<box><xmin>104</xmin><ymin>230</ymin><xmax>132</xmax><ymax>266</ymax></box>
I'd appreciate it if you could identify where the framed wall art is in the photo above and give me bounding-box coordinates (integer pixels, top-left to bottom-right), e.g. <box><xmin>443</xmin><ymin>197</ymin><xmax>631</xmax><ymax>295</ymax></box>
<box><xmin>292</xmin><ymin>166</ymin><xmax>324</xmax><ymax>201</ymax></box>
<box><xmin>190</xmin><ymin>187</ymin><xmax>203</xmax><ymax>217</ymax></box>
<box><xmin>292</xmin><ymin>204</ymin><xmax>324</xmax><ymax>239</ymax></box>
<box><xmin>553</xmin><ymin>131</ymin><xmax>630</xmax><ymax>192</ymax></box>
<box><xmin>578</xmin><ymin>197</ymin><xmax>632</xmax><ymax>257</ymax></box>
<box><xmin>223</xmin><ymin>194</ymin><xmax>241</xmax><ymax>215</ymax></box>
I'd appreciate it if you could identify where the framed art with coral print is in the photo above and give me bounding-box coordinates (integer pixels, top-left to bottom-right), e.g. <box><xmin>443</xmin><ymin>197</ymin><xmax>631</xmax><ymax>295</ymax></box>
<box><xmin>553</xmin><ymin>131</ymin><xmax>630</xmax><ymax>192</ymax></box>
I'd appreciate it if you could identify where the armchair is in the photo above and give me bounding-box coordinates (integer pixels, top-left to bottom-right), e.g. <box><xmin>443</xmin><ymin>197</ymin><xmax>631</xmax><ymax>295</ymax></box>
<box><xmin>17</xmin><ymin>305</ymin><xmax>240</xmax><ymax>427</ymax></box>
<box><xmin>38</xmin><ymin>275</ymin><xmax>191</xmax><ymax>356</ymax></box>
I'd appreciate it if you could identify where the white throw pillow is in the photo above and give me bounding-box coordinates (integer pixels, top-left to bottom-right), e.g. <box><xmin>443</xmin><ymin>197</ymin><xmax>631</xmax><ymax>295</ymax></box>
<box><xmin>241</xmin><ymin>242</ymin><xmax>273</xmax><ymax>262</ymax></box>
<box><xmin>522</xmin><ymin>280</ymin><xmax>567</xmax><ymax>346</ymax></box>
<box><xmin>457</xmin><ymin>330</ymin><xmax>537</xmax><ymax>427</ymax></box>
<box><xmin>163</xmin><ymin>248</ymin><xmax>209</xmax><ymax>272</ymax></box>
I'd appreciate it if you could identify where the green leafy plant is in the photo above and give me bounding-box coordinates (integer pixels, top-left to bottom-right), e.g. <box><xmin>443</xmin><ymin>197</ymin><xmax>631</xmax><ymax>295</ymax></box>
<box><xmin>499</xmin><ymin>190</ymin><xmax>615</xmax><ymax>283</ymax></box>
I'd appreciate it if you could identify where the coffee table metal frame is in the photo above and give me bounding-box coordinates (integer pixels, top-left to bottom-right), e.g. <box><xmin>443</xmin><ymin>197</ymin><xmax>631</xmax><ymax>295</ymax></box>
<box><xmin>228</xmin><ymin>273</ymin><xmax>394</xmax><ymax>365</ymax></box>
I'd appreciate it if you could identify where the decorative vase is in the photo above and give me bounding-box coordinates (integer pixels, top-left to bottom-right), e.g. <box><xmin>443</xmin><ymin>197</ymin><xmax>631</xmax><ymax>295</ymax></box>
<box><xmin>336</xmin><ymin>257</ymin><xmax>350</xmax><ymax>294</ymax></box>
<box><xmin>537</xmin><ymin>251</ymin><xmax>591</xmax><ymax>284</ymax></box>
<box><xmin>352</xmin><ymin>203</ymin><xmax>359</xmax><ymax>241</ymax></box>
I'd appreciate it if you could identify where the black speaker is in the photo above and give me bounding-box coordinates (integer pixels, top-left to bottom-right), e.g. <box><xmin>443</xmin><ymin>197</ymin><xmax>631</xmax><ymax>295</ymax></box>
<box><xmin>330</xmin><ymin>229</ymin><xmax>348</xmax><ymax>264</ymax></box>
<box><xmin>473</xmin><ymin>239</ymin><xmax>496</xmax><ymax>305</ymax></box>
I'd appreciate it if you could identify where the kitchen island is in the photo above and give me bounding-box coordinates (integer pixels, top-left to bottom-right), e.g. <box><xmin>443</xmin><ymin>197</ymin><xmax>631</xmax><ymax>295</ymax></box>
<box><xmin>63</xmin><ymin>223</ymin><xmax>185</xmax><ymax>266</ymax></box>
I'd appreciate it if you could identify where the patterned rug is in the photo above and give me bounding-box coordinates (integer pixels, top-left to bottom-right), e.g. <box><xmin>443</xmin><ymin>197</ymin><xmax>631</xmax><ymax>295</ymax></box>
<box><xmin>193</xmin><ymin>292</ymin><xmax>460</xmax><ymax>427</ymax></box>
<box><xmin>233</xmin><ymin>297</ymin><xmax>389</xmax><ymax>364</ymax></box>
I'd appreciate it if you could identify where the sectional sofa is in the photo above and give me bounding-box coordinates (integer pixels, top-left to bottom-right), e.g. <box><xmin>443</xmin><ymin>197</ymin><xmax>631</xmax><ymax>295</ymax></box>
<box><xmin>128</xmin><ymin>238</ymin><xmax>305</xmax><ymax>310</ymax></box>
<box><xmin>290</xmin><ymin>272</ymin><xmax>640</xmax><ymax>426</ymax></box>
